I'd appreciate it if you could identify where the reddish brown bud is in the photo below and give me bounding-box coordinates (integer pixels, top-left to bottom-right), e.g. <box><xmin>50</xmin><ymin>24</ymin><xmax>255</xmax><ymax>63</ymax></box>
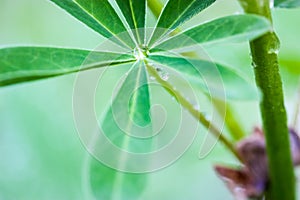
<box><xmin>214</xmin><ymin>127</ymin><xmax>300</xmax><ymax>199</ymax></box>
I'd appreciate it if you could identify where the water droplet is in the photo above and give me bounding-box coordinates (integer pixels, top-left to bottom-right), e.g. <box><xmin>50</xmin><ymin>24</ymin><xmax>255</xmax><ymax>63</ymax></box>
<box><xmin>267</xmin><ymin>33</ymin><xmax>280</xmax><ymax>55</ymax></box>
<box><xmin>149</xmin><ymin>76</ymin><xmax>156</xmax><ymax>81</ymax></box>
<box><xmin>161</xmin><ymin>73</ymin><xmax>169</xmax><ymax>81</ymax></box>
<box><xmin>193</xmin><ymin>104</ymin><xmax>200</xmax><ymax>111</ymax></box>
<box><xmin>156</xmin><ymin>67</ymin><xmax>169</xmax><ymax>81</ymax></box>
<box><xmin>269</xmin><ymin>0</ymin><xmax>274</xmax><ymax>8</ymax></box>
<box><xmin>251</xmin><ymin>61</ymin><xmax>257</xmax><ymax>68</ymax></box>
<box><xmin>148</xmin><ymin>62</ymin><xmax>154</xmax><ymax>67</ymax></box>
<box><xmin>203</xmin><ymin>112</ymin><xmax>212</xmax><ymax>121</ymax></box>
<box><xmin>133</xmin><ymin>45</ymin><xmax>148</xmax><ymax>60</ymax></box>
<box><xmin>149</xmin><ymin>76</ymin><xmax>155</xmax><ymax>80</ymax></box>
<box><xmin>156</xmin><ymin>67</ymin><xmax>162</xmax><ymax>72</ymax></box>
<box><xmin>268</xmin><ymin>48</ymin><xmax>279</xmax><ymax>54</ymax></box>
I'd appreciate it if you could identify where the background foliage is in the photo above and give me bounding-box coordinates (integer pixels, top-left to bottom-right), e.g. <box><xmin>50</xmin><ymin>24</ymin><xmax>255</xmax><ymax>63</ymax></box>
<box><xmin>1</xmin><ymin>0</ymin><xmax>300</xmax><ymax>199</ymax></box>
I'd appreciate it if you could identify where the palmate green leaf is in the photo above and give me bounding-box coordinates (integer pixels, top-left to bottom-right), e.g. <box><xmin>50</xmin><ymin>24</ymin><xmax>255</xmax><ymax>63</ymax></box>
<box><xmin>50</xmin><ymin>0</ymin><xmax>135</xmax><ymax>49</ymax></box>
<box><xmin>0</xmin><ymin>47</ymin><xmax>135</xmax><ymax>86</ymax></box>
<box><xmin>89</xmin><ymin>156</ymin><xmax>147</xmax><ymax>200</ymax></box>
<box><xmin>116</xmin><ymin>0</ymin><xmax>146</xmax><ymax>44</ymax></box>
<box><xmin>148</xmin><ymin>55</ymin><xmax>258</xmax><ymax>100</ymax></box>
<box><xmin>76</xmin><ymin>61</ymin><xmax>151</xmax><ymax>199</ymax></box>
<box><xmin>101</xmin><ymin>61</ymin><xmax>152</xmax><ymax>153</ymax></box>
<box><xmin>151</xmin><ymin>14</ymin><xmax>271</xmax><ymax>52</ymax></box>
<box><xmin>274</xmin><ymin>0</ymin><xmax>300</xmax><ymax>8</ymax></box>
<box><xmin>148</xmin><ymin>0</ymin><xmax>216</xmax><ymax>47</ymax></box>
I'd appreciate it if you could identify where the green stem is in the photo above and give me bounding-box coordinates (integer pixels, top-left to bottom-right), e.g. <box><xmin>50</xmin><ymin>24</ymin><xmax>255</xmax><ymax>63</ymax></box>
<box><xmin>144</xmin><ymin>60</ymin><xmax>243</xmax><ymax>162</ymax></box>
<box><xmin>238</xmin><ymin>0</ymin><xmax>295</xmax><ymax>199</ymax></box>
<box><xmin>213</xmin><ymin>99</ymin><xmax>244</xmax><ymax>141</ymax></box>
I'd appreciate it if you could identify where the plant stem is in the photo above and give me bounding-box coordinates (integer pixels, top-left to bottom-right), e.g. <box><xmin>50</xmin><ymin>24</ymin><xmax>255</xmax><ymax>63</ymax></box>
<box><xmin>213</xmin><ymin>99</ymin><xmax>244</xmax><ymax>141</ymax></box>
<box><xmin>144</xmin><ymin>60</ymin><xmax>243</xmax><ymax>162</ymax></box>
<box><xmin>238</xmin><ymin>0</ymin><xmax>295</xmax><ymax>199</ymax></box>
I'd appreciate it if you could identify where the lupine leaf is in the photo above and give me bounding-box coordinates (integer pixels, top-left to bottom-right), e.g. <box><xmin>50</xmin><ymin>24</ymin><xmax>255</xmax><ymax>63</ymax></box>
<box><xmin>89</xmin><ymin>156</ymin><xmax>147</xmax><ymax>200</ymax></box>
<box><xmin>100</xmin><ymin>61</ymin><xmax>152</xmax><ymax>153</ymax></box>
<box><xmin>0</xmin><ymin>47</ymin><xmax>135</xmax><ymax>86</ymax></box>
<box><xmin>50</xmin><ymin>0</ymin><xmax>135</xmax><ymax>48</ymax></box>
<box><xmin>116</xmin><ymin>0</ymin><xmax>146</xmax><ymax>44</ymax></box>
<box><xmin>148</xmin><ymin>55</ymin><xmax>258</xmax><ymax>100</ymax></box>
<box><xmin>151</xmin><ymin>14</ymin><xmax>271</xmax><ymax>52</ymax></box>
<box><xmin>148</xmin><ymin>0</ymin><xmax>216</xmax><ymax>47</ymax></box>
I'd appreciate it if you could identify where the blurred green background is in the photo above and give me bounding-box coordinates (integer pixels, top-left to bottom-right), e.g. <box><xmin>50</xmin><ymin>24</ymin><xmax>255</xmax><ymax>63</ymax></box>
<box><xmin>1</xmin><ymin>0</ymin><xmax>300</xmax><ymax>199</ymax></box>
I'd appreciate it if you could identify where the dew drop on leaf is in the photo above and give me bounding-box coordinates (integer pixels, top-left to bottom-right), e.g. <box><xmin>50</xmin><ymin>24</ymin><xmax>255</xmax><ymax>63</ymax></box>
<box><xmin>203</xmin><ymin>113</ymin><xmax>212</xmax><ymax>121</ymax></box>
<box><xmin>193</xmin><ymin>104</ymin><xmax>200</xmax><ymax>111</ymax></box>
<box><xmin>161</xmin><ymin>73</ymin><xmax>169</xmax><ymax>81</ymax></box>
<box><xmin>156</xmin><ymin>67</ymin><xmax>162</xmax><ymax>72</ymax></box>
<box><xmin>156</xmin><ymin>67</ymin><xmax>169</xmax><ymax>81</ymax></box>
<box><xmin>149</xmin><ymin>76</ymin><xmax>156</xmax><ymax>80</ymax></box>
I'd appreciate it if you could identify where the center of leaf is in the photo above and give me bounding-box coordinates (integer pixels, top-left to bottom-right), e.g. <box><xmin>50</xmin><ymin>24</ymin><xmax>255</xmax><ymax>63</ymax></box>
<box><xmin>133</xmin><ymin>45</ymin><xmax>149</xmax><ymax>60</ymax></box>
